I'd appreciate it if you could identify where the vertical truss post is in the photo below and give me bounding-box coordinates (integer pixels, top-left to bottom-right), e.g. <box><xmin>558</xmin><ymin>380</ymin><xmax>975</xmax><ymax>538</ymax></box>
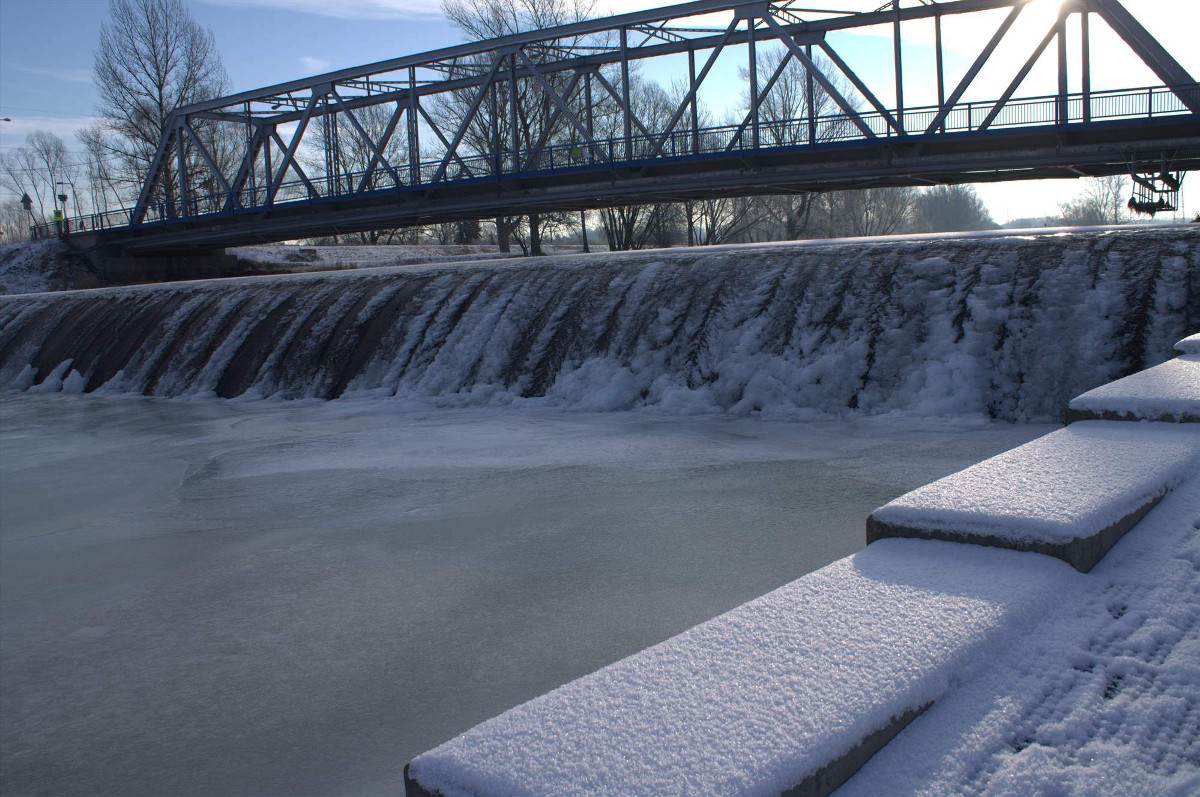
<box><xmin>1056</xmin><ymin>13</ymin><xmax>1068</xmax><ymax>124</ymax></box>
<box><xmin>584</xmin><ymin>72</ymin><xmax>595</xmax><ymax>164</ymax></box>
<box><xmin>806</xmin><ymin>43</ymin><xmax>815</xmax><ymax>145</ymax></box>
<box><xmin>263</xmin><ymin>129</ymin><xmax>273</xmax><ymax>207</ymax></box>
<box><xmin>490</xmin><ymin>81</ymin><xmax>502</xmax><ymax>175</ymax></box>
<box><xmin>1081</xmin><ymin>9</ymin><xmax>1091</xmax><ymax>123</ymax></box>
<box><xmin>175</xmin><ymin>120</ymin><xmax>189</xmax><ymax>218</ymax></box>
<box><xmin>245</xmin><ymin>102</ymin><xmax>256</xmax><ymax>202</ymax></box>
<box><xmin>935</xmin><ymin>14</ymin><xmax>945</xmax><ymax>132</ymax></box>
<box><xmin>893</xmin><ymin>0</ymin><xmax>904</xmax><ymax>134</ymax></box>
<box><xmin>509</xmin><ymin>52</ymin><xmax>520</xmax><ymax>172</ymax></box>
<box><xmin>408</xmin><ymin>68</ymin><xmax>420</xmax><ymax>185</ymax></box>
<box><xmin>688</xmin><ymin>48</ymin><xmax>700</xmax><ymax>154</ymax></box>
<box><xmin>620</xmin><ymin>27</ymin><xmax>632</xmax><ymax>157</ymax></box>
<box><xmin>747</xmin><ymin>14</ymin><xmax>759</xmax><ymax>149</ymax></box>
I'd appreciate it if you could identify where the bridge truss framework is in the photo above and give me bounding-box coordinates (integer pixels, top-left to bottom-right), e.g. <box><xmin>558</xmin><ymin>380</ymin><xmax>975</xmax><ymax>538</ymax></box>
<box><xmin>63</xmin><ymin>0</ymin><xmax>1200</xmax><ymax>251</ymax></box>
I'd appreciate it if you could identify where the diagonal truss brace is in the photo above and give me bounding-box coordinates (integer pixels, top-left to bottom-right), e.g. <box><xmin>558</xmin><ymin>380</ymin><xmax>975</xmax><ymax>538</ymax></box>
<box><xmin>432</xmin><ymin>55</ymin><xmax>504</xmax><ymax>183</ymax></box>
<box><xmin>516</xmin><ymin>49</ymin><xmax>610</xmax><ymax>164</ymax></box>
<box><xmin>924</xmin><ymin>2</ymin><xmax>1025</xmax><ymax>134</ymax></box>
<box><xmin>651</xmin><ymin>17</ymin><xmax>740</xmax><ymax>158</ymax></box>
<box><xmin>329</xmin><ymin>89</ymin><xmax>402</xmax><ymax>190</ymax></box>
<box><xmin>762</xmin><ymin>13</ymin><xmax>875</xmax><ymax>138</ymax></box>
<box><xmin>1089</xmin><ymin>0</ymin><xmax>1200</xmax><ymax>114</ymax></box>
<box><xmin>978</xmin><ymin>6</ymin><xmax>1069</xmax><ymax>130</ymax></box>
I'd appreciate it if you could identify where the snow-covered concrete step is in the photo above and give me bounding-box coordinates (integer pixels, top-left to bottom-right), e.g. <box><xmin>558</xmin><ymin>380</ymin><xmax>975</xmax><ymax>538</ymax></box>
<box><xmin>404</xmin><ymin>540</ymin><xmax>1072</xmax><ymax>797</ymax></box>
<box><xmin>867</xmin><ymin>422</ymin><xmax>1200</xmax><ymax>573</ymax></box>
<box><xmin>1068</xmin><ymin>353</ymin><xmax>1200</xmax><ymax>423</ymax></box>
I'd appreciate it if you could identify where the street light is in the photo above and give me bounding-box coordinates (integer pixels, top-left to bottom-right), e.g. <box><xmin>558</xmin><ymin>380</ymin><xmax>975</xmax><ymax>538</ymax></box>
<box><xmin>20</xmin><ymin>193</ymin><xmax>35</xmax><ymax>239</ymax></box>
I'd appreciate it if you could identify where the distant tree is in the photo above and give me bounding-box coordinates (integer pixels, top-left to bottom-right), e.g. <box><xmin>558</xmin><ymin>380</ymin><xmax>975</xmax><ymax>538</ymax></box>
<box><xmin>94</xmin><ymin>0</ymin><xmax>228</xmax><ymax>208</ymax></box>
<box><xmin>0</xmin><ymin>131</ymin><xmax>79</xmax><ymax>224</ymax></box>
<box><xmin>911</xmin><ymin>184</ymin><xmax>995</xmax><ymax>232</ymax></box>
<box><xmin>814</xmin><ymin>187</ymin><xmax>914</xmax><ymax>238</ymax></box>
<box><xmin>0</xmin><ymin>199</ymin><xmax>30</xmax><ymax>243</ymax></box>
<box><xmin>453</xmin><ymin>218</ymin><xmax>481</xmax><ymax>245</ymax></box>
<box><xmin>691</xmin><ymin>195</ymin><xmax>763</xmax><ymax>245</ymax></box>
<box><xmin>1059</xmin><ymin>176</ymin><xmax>1127</xmax><ymax>226</ymax></box>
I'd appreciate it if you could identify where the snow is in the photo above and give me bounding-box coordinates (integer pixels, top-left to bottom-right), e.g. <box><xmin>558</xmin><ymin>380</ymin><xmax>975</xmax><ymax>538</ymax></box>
<box><xmin>1069</xmin><ymin>355</ymin><xmax>1200</xmax><ymax>422</ymax></box>
<box><xmin>407</xmin><ymin>540</ymin><xmax>1075</xmax><ymax>797</ymax></box>
<box><xmin>232</xmin><ymin>243</ymin><xmax>522</xmax><ymax>273</ymax></box>
<box><xmin>0</xmin><ymin>240</ymin><xmax>91</xmax><ymax>294</ymax></box>
<box><xmin>2</xmin><ymin>226</ymin><xmax>1195</xmax><ymax>422</ymax></box>
<box><xmin>841</xmin><ymin>468</ymin><xmax>1200</xmax><ymax>796</ymax></box>
<box><xmin>1176</xmin><ymin>332</ymin><xmax>1200</xmax><ymax>355</ymax></box>
<box><xmin>0</xmin><ymin>396</ymin><xmax>1048</xmax><ymax>797</ymax></box>
<box><xmin>869</xmin><ymin>421</ymin><xmax>1200</xmax><ymax>545</ymax></box>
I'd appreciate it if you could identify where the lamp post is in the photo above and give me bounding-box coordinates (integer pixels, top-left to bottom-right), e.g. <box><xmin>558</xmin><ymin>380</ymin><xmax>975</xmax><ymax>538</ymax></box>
<box><xmin>20</xmin><ymin>193</ymin><xmax>35</xmax><ymax>240</ymax></box>
<box><xmin>56</xmin><ymin>192</ymin><xmax>69</xmax><ymax>239</ymax></box>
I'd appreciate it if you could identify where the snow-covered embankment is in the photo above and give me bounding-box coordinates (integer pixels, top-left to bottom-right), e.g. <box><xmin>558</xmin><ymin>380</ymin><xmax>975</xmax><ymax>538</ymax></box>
<box><xmin>1</xmin><ymin>226</ymin><xmax>1196</xmax><ymax>420</ymax></box>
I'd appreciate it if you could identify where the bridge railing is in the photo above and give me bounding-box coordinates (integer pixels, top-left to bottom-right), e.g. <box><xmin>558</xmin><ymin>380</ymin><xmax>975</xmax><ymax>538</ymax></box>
<box><xmin>34</xmin><ymin>82</ymin><xmax>1200</xmax><ymax>239</ymax></box>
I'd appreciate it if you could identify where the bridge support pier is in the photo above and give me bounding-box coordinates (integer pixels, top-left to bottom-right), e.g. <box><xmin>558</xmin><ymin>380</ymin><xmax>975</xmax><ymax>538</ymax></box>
<box><xmin>79</xmin><ymin>242</ymin><xmax>253</xmax><ymax>286</ymax></box>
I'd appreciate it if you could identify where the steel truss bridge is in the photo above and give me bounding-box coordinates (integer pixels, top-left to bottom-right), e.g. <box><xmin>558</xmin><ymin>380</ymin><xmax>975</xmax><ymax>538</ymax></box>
<box><xmin>58</xmin><ymin>0</ymin><xmax>1200</xmax><ymax>253</ymax></box>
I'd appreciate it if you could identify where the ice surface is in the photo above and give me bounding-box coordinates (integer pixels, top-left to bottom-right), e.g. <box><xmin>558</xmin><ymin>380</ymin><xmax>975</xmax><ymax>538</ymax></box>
<box><xmin>869</xmin><ymin>422</ymin><xmax>1200</xmax><ymax>544</ymax></box>
<box><xmin>408</xmin><ymin>540</ymin><xmax>1075</xmax><ymax>797</ymax></box>
<box><xmin>1069</xmin><ymin>355</ymin><xmax>1200</xmax><ymax>421</ymax></box>
<box><xmin>0</xmin><ymin>396</ymin><xmax>1048</xmax><ymax>797</ymax></box>
<box><xmin>841</xmin><ymin>470</ymin><xmax>1200</xmax><ymax>796</ymax></box>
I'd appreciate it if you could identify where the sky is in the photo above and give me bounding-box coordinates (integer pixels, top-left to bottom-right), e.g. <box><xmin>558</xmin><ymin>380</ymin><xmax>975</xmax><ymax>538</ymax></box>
<box><xmin>1</xmin><ymin>0</ymin><xmax>1198</xmax><ymax>224</ymax></box>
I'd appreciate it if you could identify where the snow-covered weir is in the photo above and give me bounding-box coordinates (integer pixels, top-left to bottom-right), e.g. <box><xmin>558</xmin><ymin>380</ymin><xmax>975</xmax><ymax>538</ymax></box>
<box><xmin>1</xmin><ymin>226</ymin><xmax>1197</xmax><ymax>420</ymax></box>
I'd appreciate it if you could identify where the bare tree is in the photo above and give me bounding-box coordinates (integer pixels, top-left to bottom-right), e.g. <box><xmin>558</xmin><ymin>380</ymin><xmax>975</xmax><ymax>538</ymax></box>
<box><xmin>911</xmin><ymin>184</ymin><xmax>995</xmax><ymax>233</ymax></box>
<box><xmin>0</xmin><ymin>131</ymin><xmax>80</xmax><ymax>224</ymax></box>
<box><xmin>813</xmin><ymin>187</ymin><xmax>914</xmax><ymax>238</ymax></box>
<box><xmin>0</xmin><ymin>199</ymin><xmax>31</xmax><ymax>244</ymax></box>
<box><xmin>436</xmin><ymin>0</ymin><xmax>595</xmax><ymax>255</ymax></box>
<box><xmin>691</xmin><ymin>195</ymin><xmax>764</xmax><ymax>245</ymax></box>
<box><xmin>1059</xmin><ymin>176</ymin><xmax>1127</xmax><ymax>226</ymax></box>
<box><xmin>94</xmin><ymin>0</ymin><xmax>228</xmax><ymax>208</ymax></box>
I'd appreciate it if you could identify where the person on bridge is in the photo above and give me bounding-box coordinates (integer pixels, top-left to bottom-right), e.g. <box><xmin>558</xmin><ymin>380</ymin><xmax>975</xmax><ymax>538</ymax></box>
<box><xmin>52</xmin><ymin>208</ymin><xmax>65</xmax><ymax>239</ymax></box>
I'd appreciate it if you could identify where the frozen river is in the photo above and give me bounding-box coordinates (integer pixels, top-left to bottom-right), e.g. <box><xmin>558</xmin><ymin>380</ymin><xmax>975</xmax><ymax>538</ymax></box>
<box><xmin>0</xmin><ymin>396</ymin><xmax>1052</xmax><ymax>796</ymax></box>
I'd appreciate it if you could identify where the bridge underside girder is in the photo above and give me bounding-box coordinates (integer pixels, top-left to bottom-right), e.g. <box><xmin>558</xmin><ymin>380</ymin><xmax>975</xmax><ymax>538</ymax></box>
<box><xmin>101</xmin><ymin>117</ymin><xmax>1200</xmax><ymax>254</ymax></box>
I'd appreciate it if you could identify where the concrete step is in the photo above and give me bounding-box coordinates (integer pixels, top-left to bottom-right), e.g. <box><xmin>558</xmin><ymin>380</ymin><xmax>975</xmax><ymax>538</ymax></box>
<box><xmin>1068</xmin><ymin>354</ymin><xmax>1200</xmax><ymax>423</ymax></box>
<box><xmin>867</xmin><ymin>422</ymin><xmax>1200</xmax><ymax>572</ymax></box>
<box><xmin>404</xmin><ymin>540</ymin><xmax>1071</xmax><ymax>797</ymax></box>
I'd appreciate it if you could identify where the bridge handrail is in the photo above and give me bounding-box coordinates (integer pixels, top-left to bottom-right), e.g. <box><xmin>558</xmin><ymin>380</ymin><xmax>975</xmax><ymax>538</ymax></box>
<box><xmin>32</xmin><ymin>82</ymin><xmax>1199</xmax><ymax>240</ymax></box>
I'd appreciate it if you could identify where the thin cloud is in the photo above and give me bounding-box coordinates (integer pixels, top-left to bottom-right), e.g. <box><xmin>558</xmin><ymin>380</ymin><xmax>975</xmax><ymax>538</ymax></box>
<box><xmin>300</xmin><ymin>56</ymin><xmax>332</xmax><ymax>73</ymax></box>
<box><xmin>19</xmin><ymin>65</ymin><xmax>94</xmax><ymax>85</ymax></box>
<box><xmin>0</xmin><ymin>115</ymin><xmax>102</xmax><ymax>148</ymax></box>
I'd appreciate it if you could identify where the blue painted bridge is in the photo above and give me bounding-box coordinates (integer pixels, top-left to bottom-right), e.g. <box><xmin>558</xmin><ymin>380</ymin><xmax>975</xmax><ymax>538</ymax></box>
<box><xmin>51</xmin><ymin>0</ymin><xmax>1200</xmax><ymax>253</ymax></box>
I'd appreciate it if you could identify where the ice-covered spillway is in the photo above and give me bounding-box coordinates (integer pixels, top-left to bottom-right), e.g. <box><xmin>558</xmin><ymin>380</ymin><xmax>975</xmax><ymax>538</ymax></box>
<box><xmin>0</xmin><ymin>227</ymin><xmax>1196</xmax><ymax>421</ymax></box>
